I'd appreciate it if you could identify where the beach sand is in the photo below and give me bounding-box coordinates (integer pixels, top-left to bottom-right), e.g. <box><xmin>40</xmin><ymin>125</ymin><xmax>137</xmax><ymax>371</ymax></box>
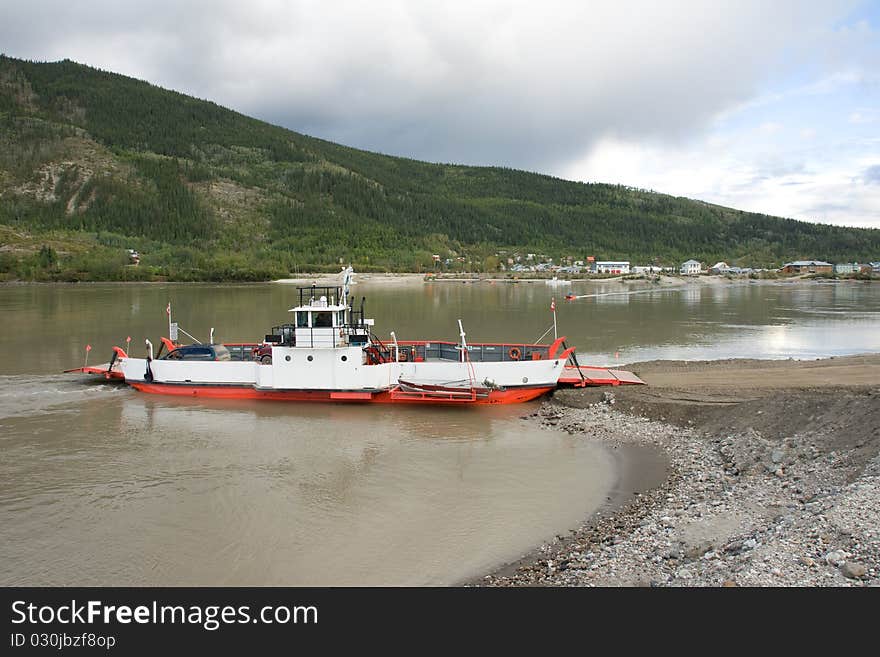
<box><xmin>478</xmin><ymin>354</ymin><xmax>880</xmax><ymax>586</ymax></box>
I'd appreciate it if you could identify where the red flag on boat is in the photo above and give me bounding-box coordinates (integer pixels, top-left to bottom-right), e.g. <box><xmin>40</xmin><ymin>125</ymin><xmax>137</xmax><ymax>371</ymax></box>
<box><xmin>550</xmin><ymin>298</ymin><xmax>556</xmax><ymax>312</ymax></box>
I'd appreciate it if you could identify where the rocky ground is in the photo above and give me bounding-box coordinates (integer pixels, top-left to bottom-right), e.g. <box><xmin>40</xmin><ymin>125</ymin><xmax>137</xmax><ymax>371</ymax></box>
<box><xmin>480</xmin><ymin>356</ymin><xmax>880</xmax><ymax>587</ymax></box>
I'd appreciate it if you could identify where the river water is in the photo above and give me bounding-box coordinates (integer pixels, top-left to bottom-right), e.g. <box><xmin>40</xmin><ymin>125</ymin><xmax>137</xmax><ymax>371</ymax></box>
<box><xmin>1</xmin><ymin>278</ymin><xmax>877</xmax><ymax>585</ymax></box>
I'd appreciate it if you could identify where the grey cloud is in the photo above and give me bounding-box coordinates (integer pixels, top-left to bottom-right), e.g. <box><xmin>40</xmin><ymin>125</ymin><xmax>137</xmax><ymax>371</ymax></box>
<box><xmin>863</xmin><ymin>164</ymin><xmax>880</xmax><ymax>185</ymax></box>
<box><xmin>0</xmin><ymin>0</ymin><xmax>861</xmax><ymax>171</ymax></box>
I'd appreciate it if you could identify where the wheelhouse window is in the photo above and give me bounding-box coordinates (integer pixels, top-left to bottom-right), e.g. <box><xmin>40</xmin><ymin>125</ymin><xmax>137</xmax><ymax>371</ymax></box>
<box><xmin>296</xmin><ymin>311</ymin><xmax>309</xmax><ymax>328</ymax></box>
<box><xmin>313</xmin><ymin>311</ymin><xmax>333</xmax><ymax>328</ymax></box>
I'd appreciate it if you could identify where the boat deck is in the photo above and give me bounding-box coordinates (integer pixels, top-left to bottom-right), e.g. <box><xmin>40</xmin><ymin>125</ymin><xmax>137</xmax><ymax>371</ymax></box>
<box><xmin>63</xmin><ymin>364</ymin><xmax>125</xmax><ymax>379</ymax></box>
<box><xmin>65</xmin><ymin>341</ymin><xmax>646</xmax><ymax>390</ymax></box>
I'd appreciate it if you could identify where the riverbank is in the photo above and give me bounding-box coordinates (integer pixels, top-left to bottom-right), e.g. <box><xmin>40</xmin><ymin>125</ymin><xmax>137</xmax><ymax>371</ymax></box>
<box><xmin>13</xmin><ymin>270</ymin><xmax>863</xmax><ymax>287</ymax></box>
<box><xmin>273</xmin><ymin>272</ymin><xmax>426</xmax><ymax>286</ymax></box>
<box><xmin>478</xmin><ymin>354</ymin><xmax>880</xmax><ymax>587</ymax></box>
<box><xmin>271</xmin><ymin>272</ymin><xmax>876</xmax><ymax>288</ymax></box>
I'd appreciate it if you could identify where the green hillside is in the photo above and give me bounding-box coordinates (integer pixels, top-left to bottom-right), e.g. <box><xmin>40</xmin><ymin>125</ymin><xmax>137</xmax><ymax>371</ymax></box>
<box><xmin>1</xmin><ymin>55</ymin><xmax>878</xmax><ymax>281</ymax></box>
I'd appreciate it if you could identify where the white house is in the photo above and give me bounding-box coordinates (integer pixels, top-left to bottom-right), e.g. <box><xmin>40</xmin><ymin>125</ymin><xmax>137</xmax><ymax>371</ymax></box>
<box><xmin>709</xmin><ymin>262</ymin><xmax>729</xmax><ymax>274</ymax></box>
<box><xmin>680</xmin><ymin>259</ymin><xmax>702</xmax><ymax>275</ymax></box>
<box><xmin>591</xmin><ymin>261</ymin><xmax>631</xmax><ymax>274</ymax></box>
<box><xmin>834</xmin><ymin>263</ymin><xmax>866</xmax><ymax>275</ymax></box>
<box><xmin>632</xmin><ymin>265</ymin><xmax>662</xmax><ymax>274</ymax></box>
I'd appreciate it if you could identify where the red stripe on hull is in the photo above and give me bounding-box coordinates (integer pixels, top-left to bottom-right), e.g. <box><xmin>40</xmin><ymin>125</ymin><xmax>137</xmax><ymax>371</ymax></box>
<box><xmin>378</xmin><ymin>385</ymin><xmax>553</xmax><ymax>405</ymax></box>
<box><xmin>128</xmin><ymin>382</ymin><xmax>554</xmax><ymax>405</ymax></box>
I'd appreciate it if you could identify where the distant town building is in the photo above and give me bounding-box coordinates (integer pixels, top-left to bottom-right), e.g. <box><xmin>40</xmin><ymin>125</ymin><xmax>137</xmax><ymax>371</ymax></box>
<box><xmin>833</xmin><ymin>263</ymin><xmax>872</xmax><ymax>275</ymax></box>
<box><xmin>680</xmin><ymin>259</ymin><xmax>702</xmax><ymax>275</ymax></box>
<box><xmin>709</xmin><ymin>262</ymin><xmax>729</xmax><ymax>274</ymax></box>
<box><xmin>632</xmin><ymin>265</ymin><xmax>662</xmax><ymax>274</ymax></box>
<box><xmin>871</xmin><ymin>262</ymin><xmax>880</xmax><ymax>273</ymax></box>
<box><xmin>591</xmin><ymin>261</ymin><xmax>631</xmax><ymax>275</ymax></box>
<box><xmin>780</xmin><ymin>260</ymin><xmax>833</xmax><ymax>274</ymax></box>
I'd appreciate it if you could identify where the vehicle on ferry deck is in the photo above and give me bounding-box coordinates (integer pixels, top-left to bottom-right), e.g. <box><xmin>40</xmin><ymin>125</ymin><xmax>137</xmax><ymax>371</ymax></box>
<box><xmin>164</xmin><ymin>344</ymin><xmax>231</xmax><ymax>361</ymax></box>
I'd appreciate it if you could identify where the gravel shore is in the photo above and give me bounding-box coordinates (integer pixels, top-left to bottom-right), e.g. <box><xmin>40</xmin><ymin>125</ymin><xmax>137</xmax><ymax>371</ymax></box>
<box><xmin>480</xmin><ymin>357</ymin><xmax>880</xmax><ymax>587</ymax></box>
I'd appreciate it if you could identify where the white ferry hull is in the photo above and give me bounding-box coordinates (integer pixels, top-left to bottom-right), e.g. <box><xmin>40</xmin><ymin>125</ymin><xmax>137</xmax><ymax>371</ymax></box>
<box><xmin>118</xmin><ymin>346</ymin><xmax>565</xmax><ymax>405</ymax></box>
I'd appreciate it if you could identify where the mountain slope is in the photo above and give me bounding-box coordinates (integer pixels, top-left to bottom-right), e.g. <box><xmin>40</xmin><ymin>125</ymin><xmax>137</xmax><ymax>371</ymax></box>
<box><xmin>1</xmin><ymin>55</ymin><xmax>878</xmax><ymax>281</ymax></box>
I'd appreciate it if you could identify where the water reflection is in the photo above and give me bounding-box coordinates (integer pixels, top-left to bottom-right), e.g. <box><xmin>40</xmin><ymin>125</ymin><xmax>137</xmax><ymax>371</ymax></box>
<box><xmin>0</xmin><ymin>376</ymin><xmax>617</xmax><ymax>585</ymax></box>
<box><xmin>681</xmin><ymin>286</ymin><xmax>702</xmax><ymax>305</ymax></box>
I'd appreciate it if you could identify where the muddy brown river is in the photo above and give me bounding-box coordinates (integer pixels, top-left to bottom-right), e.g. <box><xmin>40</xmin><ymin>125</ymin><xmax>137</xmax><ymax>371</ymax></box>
<box><xmin>1</xmin><ymin>278</ymin><xmax>877</xmax><ymax>584</ymax></box>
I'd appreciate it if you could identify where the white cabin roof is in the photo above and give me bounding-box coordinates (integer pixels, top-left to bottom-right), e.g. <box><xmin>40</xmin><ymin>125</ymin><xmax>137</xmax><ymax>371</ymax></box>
<box><xmin>289</xmin><ymin>303</ymin><xmax>347</xmax><ymax>312</ymax></box>
<box><xmin>289</xmin><ymin>295</ymin><xmax>347</xmax><ymax>312</ymax></box>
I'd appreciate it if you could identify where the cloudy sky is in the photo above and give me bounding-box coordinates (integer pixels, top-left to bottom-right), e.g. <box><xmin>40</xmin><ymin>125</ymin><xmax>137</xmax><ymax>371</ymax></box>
<box><xmin>2</xmin><ymin>1</ymin><xmax>878</xmax><ymax>227</ymax></box>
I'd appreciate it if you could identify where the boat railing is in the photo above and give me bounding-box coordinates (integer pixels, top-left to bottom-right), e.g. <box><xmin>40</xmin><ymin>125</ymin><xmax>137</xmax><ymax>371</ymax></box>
<box><xmin>222</xmin><ymin>343</ymin><xmax>260</xmax><ymax>361</ymax></box>
<box><xmin>394</xmin><ymin>341</ymin><xmax>553</xmax><ymax>363</ymax></box>
<box><xmin>207</xmin><ymin>337</ymin><xmax>556</xmax><ymax>364</ymax></box>
<box><xmin>296</xmin><ymin>285</ymin><xmax>343</xmax><ymax>308</ymax></box>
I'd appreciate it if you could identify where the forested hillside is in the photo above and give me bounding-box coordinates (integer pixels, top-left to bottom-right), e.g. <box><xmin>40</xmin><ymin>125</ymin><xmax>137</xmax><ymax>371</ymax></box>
<box><xmin>1</xmin><ymin>55</ymin><xmax>878</xmax><ymax>281</ymax></box>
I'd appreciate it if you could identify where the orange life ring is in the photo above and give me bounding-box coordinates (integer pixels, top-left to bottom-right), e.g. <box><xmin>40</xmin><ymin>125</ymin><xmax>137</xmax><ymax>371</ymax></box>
<box><xmin>508</xmin><ymin>347</ymin><xmax>521</xmax><ymax>360</ymax></box>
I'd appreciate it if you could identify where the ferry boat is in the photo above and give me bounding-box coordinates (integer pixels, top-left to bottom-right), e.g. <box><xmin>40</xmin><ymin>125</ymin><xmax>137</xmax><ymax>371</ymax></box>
<box><xmin>76</xmin><ymin>271</ymin><xmax>586</xmax><ymax>405</ymax></box>
<box><xmin>69</xmin><ymin>269</ymin><xmax>646</xmax><ymax>403</ymax></box>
